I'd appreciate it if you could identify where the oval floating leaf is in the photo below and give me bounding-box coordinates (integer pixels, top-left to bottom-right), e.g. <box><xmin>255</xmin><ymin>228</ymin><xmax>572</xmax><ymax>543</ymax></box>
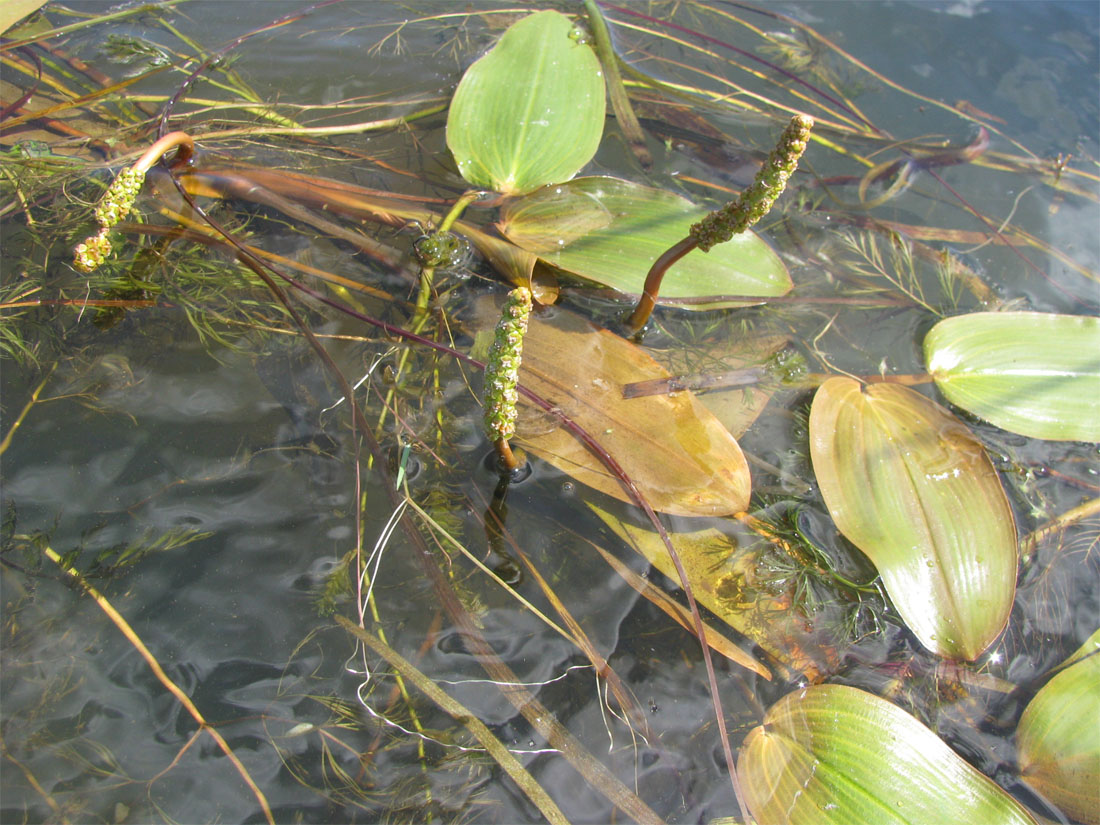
<box><xmin>924</xmin><ymin>312</ymin><xmax>1100</xmax><ymax>442</ymax></box>
<box><xmin>498</xmin><ymin>177</ymin><xmax>792</xmax><ymax>308</ymax></box>
<box><xmin>737</xmin><ymin>684</ymin><xmax>1038</xmax><ymax>825</ymax></box>
<box><xmin>446</xmin><ymin>11</ymin><xmax>606</xmax><ymax>195</ymax></box>
<box><xmin>809</xmin><ymin>378</ymin><xmax>1017</xmax><ymax>660</ymax></box>
<box><xmin>1017</xmin><ymin>643</ymin><xmax>1100</xmax><ymax>825</ymax></box>
<box><xmin>474</xmin><ymin>298</ymin><xmax>751</xmax><ymax>516</ymax></box>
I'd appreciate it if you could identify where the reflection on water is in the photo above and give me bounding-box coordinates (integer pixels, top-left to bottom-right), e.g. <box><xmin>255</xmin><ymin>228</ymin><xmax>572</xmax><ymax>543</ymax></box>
<box><xmin>1</xmin><ymin>1</ymin><xmax>1097</xmax><ymax>823</ymax></box>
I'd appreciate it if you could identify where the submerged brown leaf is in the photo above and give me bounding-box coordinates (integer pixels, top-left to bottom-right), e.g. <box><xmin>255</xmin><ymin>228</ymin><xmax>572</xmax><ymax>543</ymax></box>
<box><xmin>589</xmin><ymin>503</ymin><xmax>831</xmax><ymax>682</ymax></box>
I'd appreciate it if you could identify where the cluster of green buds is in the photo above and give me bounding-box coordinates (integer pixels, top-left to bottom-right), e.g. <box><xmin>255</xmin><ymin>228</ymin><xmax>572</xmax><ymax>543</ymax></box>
<box><xmin>483</xmin><ymin>287</ymin><xmax>532</xmax><ymax>469</ymax></box>
<box><xmin>73</xmin><ymin>166</ymin><xmax>146</xmax><ymax>273</ymax></box>
<box><xmin>690</xmin><ymin>114</ymin><xmax>814</xmax><ymax>251</ymax></box>
<box><xmin>412</xmin><ymin>230</ymin><xmax>469</xmax><ymax>268</ymax></box>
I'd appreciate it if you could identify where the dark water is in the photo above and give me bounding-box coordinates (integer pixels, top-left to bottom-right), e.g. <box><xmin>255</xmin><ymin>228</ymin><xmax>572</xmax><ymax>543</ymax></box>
<box><xmin>1</xmin><ymin>2</ymin><xmax>1098</xmax><ymax>823</ymax></box>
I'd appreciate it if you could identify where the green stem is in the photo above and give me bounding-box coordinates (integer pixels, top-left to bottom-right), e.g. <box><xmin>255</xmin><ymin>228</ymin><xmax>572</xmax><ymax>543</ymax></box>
<box><xmin>438</xmin><ymin>190</ymin><xmax>481</xmax><ymax>233</ymax></box>
<box><xmin>584</xmin><ymin>0</ymin><xmax>652</xmax><ymax>169</ymax></box>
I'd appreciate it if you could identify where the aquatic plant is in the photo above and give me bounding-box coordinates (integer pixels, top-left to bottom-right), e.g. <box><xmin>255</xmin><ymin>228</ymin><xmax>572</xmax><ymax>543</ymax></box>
<box><xmin>2</xmin><ymin>3</ymin><xmax>1098</xmax><ymax>824</ymax></box>
<box><xmin>73</xmin><ymin>131</ymin><xmax>194</xmax><ymax>272</ymax></box>
<box><xmin>623</xmin><ymin>113</ymin><xmax>813</xmax><ymax>334</ymax></box>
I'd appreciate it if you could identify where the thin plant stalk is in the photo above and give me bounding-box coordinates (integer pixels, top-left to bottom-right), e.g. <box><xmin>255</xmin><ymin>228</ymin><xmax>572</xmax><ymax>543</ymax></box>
<box><xmin>157</xmin><ymin>168</ymin><xmax>663</xmax><ymax>822</ymax></box>
<box><xmin>41</xmin><ymin>545</ymin><xmax>275</xmax><ymax>825</ymax></box>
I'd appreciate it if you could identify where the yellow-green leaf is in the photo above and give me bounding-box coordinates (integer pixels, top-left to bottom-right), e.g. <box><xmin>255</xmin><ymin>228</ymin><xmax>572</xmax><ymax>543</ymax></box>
<box><xmin>1017</xmin><ymin>642</ymin><xmax>1100</xmax><ymax>825</ymax></box>
<box><xmin>925</xmin><ymin>312</ymin><xmax>1100</xmax><ymax>442</ymax></box>
<box><xmin>737</xmin><ymin>684</ymin><xmax>1038</xmax><ymax>825</ymax></box>
<box><xmin>446</xmin><ymin>11</ymin><xmax>606</xmax><ymax>195</ymax></box>
<box><xmin>1</xmin><ymin>0</ymin><xmax>47</xmax><ymax>36</ymax></box>
<box><xmin>589</xmin><ymin>502</ymin><xmax>831</xmax><ymax>681</ymax></box>
<box><xmin>809</xmin><ymin>378</ymin><xmax>1017</xmax><ymax>660</ymax></box>
<box><xmin>498</xmin><ymin>177</ymin><xmax>792</xmax><ymax>308</ymax></box>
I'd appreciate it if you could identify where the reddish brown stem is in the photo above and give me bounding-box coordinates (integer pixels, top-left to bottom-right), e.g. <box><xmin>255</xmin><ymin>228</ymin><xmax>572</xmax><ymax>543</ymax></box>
<box><xmin>133</xmin><ymin>130</ymin><xmax>193</xmax><ymax>173</ymax></box>
<box><xmin>493</xmin><ymin>438</ymin><xmax>520</xmax><ymax>473</ymax></box>
<box><xmin>623</xmin><ymin>235</ymin><xmax>698</xmax><ymax>335</ymax></box>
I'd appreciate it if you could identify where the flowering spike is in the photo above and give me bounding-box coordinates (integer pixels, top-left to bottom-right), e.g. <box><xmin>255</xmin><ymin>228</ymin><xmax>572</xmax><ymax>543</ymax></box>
<box><xmin>92</xmin><ymin>166</ymin><xmax>145</xmax><ymax>229</ymax></box>
<box><xmin>73</xmin><ymin>166</ymin><xmax>146</xmax><ymax>272</ymax></box>
<box><xmin>72</xmin><ymin>228</ymin><xmax>113</xmax><ymax>274</ymax></box>
<box><xmin>483</xmin><ymin>287</ymin><xmax>532</xmax><ymax>454</ymax></box>
<box><xmin>690</xmin><ymin>114</ymin><xmax>813</xmax><ymax>251</ymax></box>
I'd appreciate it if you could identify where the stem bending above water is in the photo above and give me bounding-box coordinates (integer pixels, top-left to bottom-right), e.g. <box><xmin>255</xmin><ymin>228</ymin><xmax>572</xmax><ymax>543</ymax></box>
<box><xmin>624</xmin><ymin>114</ymin><xmax>813</xmax><ymax>336</ymax></box>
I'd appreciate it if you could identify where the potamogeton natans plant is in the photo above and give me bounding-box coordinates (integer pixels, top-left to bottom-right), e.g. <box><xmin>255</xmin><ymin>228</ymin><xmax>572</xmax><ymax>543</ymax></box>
<box><xmin>624</xmin><ymin>114</ymin><xmax>814</xmax><ymax>335</ymax></box>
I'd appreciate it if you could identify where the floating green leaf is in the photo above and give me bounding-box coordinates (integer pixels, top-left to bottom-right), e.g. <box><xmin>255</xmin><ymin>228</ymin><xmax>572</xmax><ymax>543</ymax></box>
<box><xmin>1016</xmin><ymin>639</ymin><xmax>1100</xmax><ymax>825</ymax></box>
<box><xmin>446</xmin><ymin>11</ymin><xmax>606</xmax><ymax>196</ymax></box>
<box><xmin>924</xmin><ymin>312</ymin><xmax>1100</xmax><ymax>442</ymax></box>
<box><xmin>809</xmin><ymin>378</ymin><xmax>1017</xmax><ymax>660</ymax></box>
<box><xmin>737</xmin><ymin>684</ymin><xmax>1038</xmax><ymax>825</ymax></box>
<box><xmin>1</xmin><ymin>0</ymin><xmax>48</xmax><ymax>36</ymax></box>
<box><xmin>498</xmin><ymin>177</ymin><xmax>792</xmax><ymax>308</ymax></box>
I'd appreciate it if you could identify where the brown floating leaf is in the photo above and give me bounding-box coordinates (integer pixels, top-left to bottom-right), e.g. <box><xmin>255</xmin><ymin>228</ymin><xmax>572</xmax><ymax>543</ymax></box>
<box><xmin>576</xmin><ymin>527</ymin><xmax>772</xmax><ymax>678</ymax></box>
<box><xmin>644</xmin><ymin>334</ymin><xmax>788</xmax><ymax>438</ymax></box>
<box><xmin>510</xmin><ymin>303</ymin><xmax>752</xmax><ymax>517</ymax></box>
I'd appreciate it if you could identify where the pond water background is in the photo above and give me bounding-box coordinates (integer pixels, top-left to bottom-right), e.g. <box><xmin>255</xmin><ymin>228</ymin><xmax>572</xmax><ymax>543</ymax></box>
<box><xmin>2</xmin><ymin>2</ymin><xmax>1098</xmax><ymax>823</ymax></box>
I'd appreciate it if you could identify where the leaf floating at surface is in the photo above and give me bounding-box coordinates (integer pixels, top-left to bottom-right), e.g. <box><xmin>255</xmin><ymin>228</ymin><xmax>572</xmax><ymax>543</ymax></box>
<box><xmin>473</xmin><ymin>298</ymin><xmax>751</xmax><ymax>516</ymax></box>
<box><xmin>737</xmin><ymin>684</ymin><xmax>1038</xmax><ymax>825</ymax></box>
<box><xmin>498</xmin><ymin>177</ymin><xmax>792</xmax><ymax>308</ymax></box>
<box><xmin>1016</xmin><ymin>638</ymin><xmax>1100</xmax><ymax>825</ymax></box>
<box><xmin>809</xmin><ymin>377</ymin><xmax>1017</xmax><ymax>660</ymax></box>
<box><xmin>445</xmin><ymin>11</ymin><xmax>606</xmax><ymax>196</ymax></box>
<box><xmin>1</xmin><ymin>0</ymin><xmax>48</xmax><ymax>36</ymax></box>
<box><xmin>1056</xmin><ymin>627</ymin><xmax>1100</xmax><ymax>671</ymax></box>
<box><xmin>924</xmin><ymin>311</ymin><xmax>1100</xmax><ymax>442</ymax></box>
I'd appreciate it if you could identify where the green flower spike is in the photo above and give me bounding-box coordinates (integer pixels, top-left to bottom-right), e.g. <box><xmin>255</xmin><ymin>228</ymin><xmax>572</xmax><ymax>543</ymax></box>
<box><xmin>74</xmin><ymin>165</ymin><xmax>146</xmax><ymax>272</ymax></box>
<box><xmin>690</xmin><ymin>114</ymin><xmax>813</xmax><ymax>251</ymax></box>
<box><xmin>624</xmin><ymin>114</ymin><xmax>814</xmax><ymax>336</ymax></box>
<box><xmin>483</xmin><ymin>286</ymin><xmax>532</xmax><ymax>472</ymax></box>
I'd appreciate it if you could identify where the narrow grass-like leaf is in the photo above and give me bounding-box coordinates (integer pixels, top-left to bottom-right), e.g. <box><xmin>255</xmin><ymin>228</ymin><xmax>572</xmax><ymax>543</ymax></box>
<box><xmin>446</xmin><ymin>11</ymin><xmax>605</xmax><ymax>195</ymax></box>
<box><xmin>498</xmin><ymin>177</ymin><xmax>791</xmax><ymax>308</ymax></box>
<box><xmin>809</xmin><ymin>378</ymin><xmax>1017</xmax><ymax>660</ymax></box>
<box><xmin>737</xmin><ymin>684</ymin><xmax>1038</xmax><ymax>825</ymax></box>
<box><xmin>1017</xmin><ymin>642</ymin><xmax>1100</xmax><ymax>825</ymax></box>
<box><xmin>925</xmin><ymin>312</ymin><xmax>1100</xmax><ymax>442</ymax></box>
